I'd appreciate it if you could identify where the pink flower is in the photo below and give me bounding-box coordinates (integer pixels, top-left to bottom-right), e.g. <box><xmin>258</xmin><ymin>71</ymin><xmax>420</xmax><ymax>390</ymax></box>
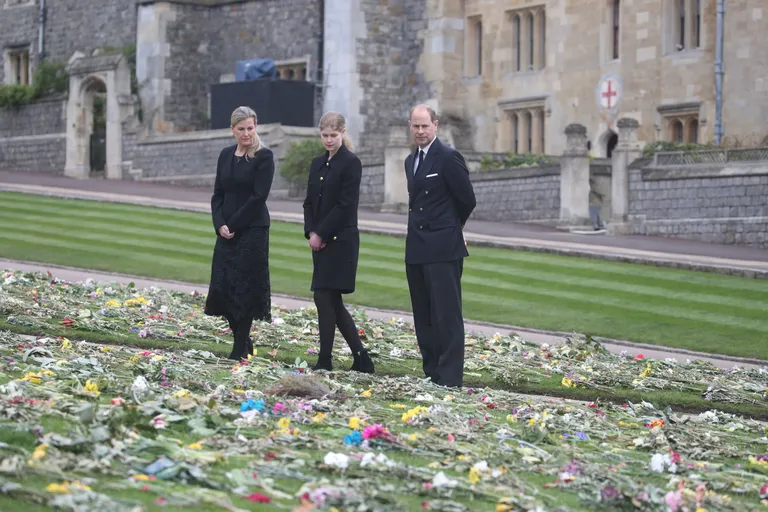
<box><xmin>664</xmin><ymin>490</ymin><xmax>683</xmax><ymax>511</ymax></box>
<box><xmin>111</xmin><ymin>397</ymin><xmax>125</xmax><ymax>406</ymax></box>
<box><xmin>244</xmin><ymin>492</ymin><xmax>271</xmax><ymax>503</ymax></box>
<box><xmin>362</xmin><ymin>424</ymin><xmax>387</xmax><ymax>439</ymax></box>
<box><xmin>447</xmin><ymin>433</ymin><xmax>455</xmax><ymax>442</ymax></box>
<box><xmin>272</xmin><ymin>403</ymin><xmax>286</xmax><ymax>415</ymax></box>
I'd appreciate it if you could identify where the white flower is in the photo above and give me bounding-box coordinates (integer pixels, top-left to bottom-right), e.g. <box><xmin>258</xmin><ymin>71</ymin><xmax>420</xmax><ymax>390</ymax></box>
<box><xmin>473</xmin><ymin>461</ymin><xmax>489</xmax><ymax>472</ymax></box>
<box><xmin>323</xmin><ymin>452</ymin><xmax>349</xmax><ymax>470</ymax></box>
<box><xmin>650</xmin><ymin>453</ymin><xmax>665</xmax><ymax>473</ymax></box>
<box><xmin>272</xmin><ymin>317</ymin><xmax>285</xmax><ymax>325</ymax></box>
<box><xmin>432</xmin><ymin>471</ymin><xmax>458</xmax><ymax>488</ymax></box>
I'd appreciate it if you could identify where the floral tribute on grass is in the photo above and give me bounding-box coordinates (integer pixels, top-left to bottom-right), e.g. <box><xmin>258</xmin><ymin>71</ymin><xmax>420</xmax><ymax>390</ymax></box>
<box><xmin>0</xmin><ymin>269</ymin><xmax>767</xmax><ymax>510</ymax></box>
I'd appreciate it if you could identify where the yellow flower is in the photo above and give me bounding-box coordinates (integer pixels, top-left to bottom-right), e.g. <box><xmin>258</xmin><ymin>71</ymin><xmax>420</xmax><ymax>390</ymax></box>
<box><xmin>231</xmin><ymin>389</ymin><xmax>245</xmax><ymax>394</ymax></box>
<box><xmin>105</xmin><ymin>299</ymin><xmax>120</xmax><ymax>307</ymax></box>
<box><xmin>401</xmin><ymin>406</ymin><xmax>429</xmax><ymax>422</ymax></box>
<box><xmin>359</xmin><ymin>389</ymin><xmax>372</xmax><ymax>398</ymax></box>
<box><xmin>427</xmin><ymin>427</ymin><xmax>438</xmax><ymax>433</ymax></box>
<box><xmin>32</xmin><ymin>443</ymin><xmax>48</xmax><ymax>461</ymax></box>
<box><xmin>69</xmin><ymin>481</ymin><xmax>91</xmax><ymax>492</ymax></box>
<box><xmin>407</xmin><ymin>433</ymin><xmax>423</xmax><ymax>442</ymax></box>
<box><xmin>99</xmin><ymin>346</ymin><xmax>112</xmax><ymax>352</ymax></box>
<box><xmin>277</xmin><ymin>417</ymin><xmax>291</xmax><ymax>430</ymax></box>
<box><xmin>21</xmin><ymin>372</ymin><xmax>42</xmax><ymax>385</ymax></box>
<box><xmin>695</xmin><ymin>508</ymin><xmax>707</xmax><ymax>512</ymax></box>
<box><xmin>506</xmin><ymin>414</ymin><xmax>518</xmax><ymax>424</ymax></box>
<box><xmin>60</xmin><ymin>338</ymin><xmax>72</xmax><ymax>351</ymax></box>
<box><xmin>348</xmin><ymin>417</ymin><xmax>361</xmax><ymax>429</ymax></box>
<box><xmin>389</xmin><ymin>404</ymin><xmax>406</xmax><ymax>409</ymax></box>
<box><xmin>172</xmin><ymin>389</ymin><xmax>190</xmax><ymax>398</ymax></box>
<box><xmin>458</xmin><ymin>455</ymin><xmax>472</xmax><ymax>461</ymax></box>
<box><xmin>311</xmin><ymin>412</ymin><xmax>326</xmax><ymax>423</ymax></box>
<box><xmin>131</xmin><ymin>474</ymin><xmax>151</xmax><ymax>481</ymax></box>
<box><xmin>187</xmin><ymin>442</ymin><xmax>203</xmax><ymax>450</ymax></box>
<box><xmin>443</xmin><ymin>394</ymin><xmax>455</xmax><ymax>401</ymax></box>
<box><xmin>151</xmin><ymin>355</ymin><xmax>163</xmax><ymax>361</ymax></box>
<box><xmin>55</xmin><ymin>360</ymin><xmax>69</xmax><ymax>366</ymax></box>
<box><xmin>41</xmin><ymin>369</ymin><xmax>55</xmax><ymax>378</ymax></box>
<box><xmin>496</xmin><ymin>498</ymin><xmax>515</xmax><ymax>512</ymax></box>
<box><xmin>123</xmin><ymin>297</ymin><xmax>149</xmax><ymax>307</ymax></box>
<box><xmin>46</xmin><ymin>483</ymin><xmax>70</xmax><ymax>494</ymax></box>
<box><xmin>561</xmin><ymin>377</ymin><xmax>575</xmax><ymax>388</ymax></box>
<box><xmin>46</xmin><ymin>481</ymin><xmax>91</xmax><ymax>494</ymax></box>
<box><xmin>84</xmin><ymin>380</ymin><xmax>100</xmax><ymax>396</ymax></box>
<box><xmin>640</xmin><ymin>363</ymin><xmax>652</xmax><ymax>378</ymax></box>
<box><xmin>468</xmin><ymin>467</ymin><xmax>481</xmax><ymax>485</ymax></box>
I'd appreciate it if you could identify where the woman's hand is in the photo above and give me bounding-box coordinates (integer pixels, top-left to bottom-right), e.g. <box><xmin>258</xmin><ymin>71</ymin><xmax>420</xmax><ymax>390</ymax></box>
<box><xmin>218</xmin><ymin>225</ymin><xmax>235</xmax><ymax>239</ymax></box>
<box><xmin>309</xmin><ymin>232</ymin><xmax>325</xmax><ymax>251</ymax></box>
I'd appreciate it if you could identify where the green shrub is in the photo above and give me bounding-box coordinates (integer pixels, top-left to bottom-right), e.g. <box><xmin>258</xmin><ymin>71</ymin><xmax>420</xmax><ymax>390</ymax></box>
<box><xmin>280</xmin><ymin>138</ymin><xmax>325</xmax><ymax>185</ymax></box>
<box><xmin>0</xmin><ymin>60</ymin><xmax>68</xmax><ymax>108</ymax></box>
<box><xmin>479</xmin><ymin>152</ymin><xmax>556</xmax><ymax>171</ymax></box>
<box><xmin>642</xmin><ymin>141</ymin><xmax>715</xmax><ymax>158</ymax></box>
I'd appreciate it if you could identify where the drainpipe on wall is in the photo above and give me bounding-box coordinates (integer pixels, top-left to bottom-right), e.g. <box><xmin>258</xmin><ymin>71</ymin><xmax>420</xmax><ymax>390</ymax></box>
<box><xmin>714</xmin><ymin>0</ymin><xmax>725</xmax><ymax>145</ymax></box>
<box><xmin>38</xmin><ymin>0</ymin><xmax>46</xmax><ymax>60</ymax></box>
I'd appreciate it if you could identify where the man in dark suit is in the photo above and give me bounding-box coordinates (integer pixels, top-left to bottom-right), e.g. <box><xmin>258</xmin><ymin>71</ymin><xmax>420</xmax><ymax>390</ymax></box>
<box><xmin>404</xmin><ymin>104</ymin><xmax>477</xmax><ymax>388</ymax></box>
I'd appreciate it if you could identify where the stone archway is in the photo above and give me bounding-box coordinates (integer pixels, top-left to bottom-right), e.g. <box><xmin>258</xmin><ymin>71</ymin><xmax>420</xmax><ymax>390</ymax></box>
<box><xmin>65</xmin><ymin>53</ymin><xmax>132</xmax><ymax>179</ymax></box>
<box><xmin>596</xmin><ymin>128</ymin><xmax>619</xmax><ymax>159</ymax></box>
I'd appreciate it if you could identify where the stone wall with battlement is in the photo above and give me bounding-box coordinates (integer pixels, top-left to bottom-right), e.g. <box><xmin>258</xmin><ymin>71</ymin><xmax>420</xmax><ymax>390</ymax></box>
<box><xmin>0</xmin><ymin>97</ymin><xmax>65</xmax><ymax>137</ymax></box>
<box><xmin>0</xmin><ymin>133</ymin><xmax>65</xmax><ymax>173</ymax></box>
<box><xmin>359</xmin><ymin>159</ymin><xmax>384</xmax><ymax>208</ymax></box>
<box><xmin>627</xmin><ymin>163</ymin><xmax>768</xmax><ymax>248</ymax></box>
<box><xmin>469</xmin><ymin>167</ymin><xmax>561</xmax><ymax>223</ymax></box>
<box><xmin>123</xmin><ymin>124</ymin><xmax>318</xmax><ymax>193</ymax></box>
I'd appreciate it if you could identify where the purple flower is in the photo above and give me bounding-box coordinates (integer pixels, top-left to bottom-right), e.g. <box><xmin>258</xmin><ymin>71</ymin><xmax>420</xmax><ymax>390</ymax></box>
<box><xmin>563</xmin><ymin>460</ymin><xmax>583</xmax><ymax>475</ymax></box>
<box><xmin>575</xmin><ymin>432</ymin><xmax>589</xmax><ymax>441</ymax></box>
<box><xmin>600</xmin><ymin>485</ymin><xmax>620</xmax><ymax>501</ymax></box>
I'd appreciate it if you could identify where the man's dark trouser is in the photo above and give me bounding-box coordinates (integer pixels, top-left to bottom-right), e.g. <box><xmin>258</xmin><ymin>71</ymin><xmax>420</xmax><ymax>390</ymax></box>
<box><xmin>405</xmin><ymin>259</ymin><xmax>465</xmax><ymax>387</ymax></box>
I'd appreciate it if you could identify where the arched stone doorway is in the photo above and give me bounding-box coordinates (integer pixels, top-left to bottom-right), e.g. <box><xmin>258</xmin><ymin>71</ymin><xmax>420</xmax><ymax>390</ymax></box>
<box><xmin>65</xmin><ymin>53</ymin><xmax>132</xmax><ymax>179</ymax></box>
<box><xmin>597</xmin><ymin>129</ymin><xmax>618</xmax><ymax>158</ymax></box>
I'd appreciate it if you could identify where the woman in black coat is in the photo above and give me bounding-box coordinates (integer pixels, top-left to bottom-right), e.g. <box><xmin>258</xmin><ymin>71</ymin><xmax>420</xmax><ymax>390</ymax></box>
<box><xmin>205</xmin><ymin>106</ymin><xmax>274</xmax><ymax>360</ymax></box>
<box><xmin>303</xmin><ymin>112</ymin><xmax>374</xmax><ymax>373</ymax></box>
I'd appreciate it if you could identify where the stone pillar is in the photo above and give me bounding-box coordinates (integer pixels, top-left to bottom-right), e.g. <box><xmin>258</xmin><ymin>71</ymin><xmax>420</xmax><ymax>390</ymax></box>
<box><xmin>608</xmin><ymin>118</ymin><xmax>643</xmax><ymax>235</ymax></box>
<box><xmin>65</xmin><ymin>73</ymin><xmax>88</xmax><ymax>179</ymax></box>
<box><xmin>520</xmin><ymin>12</ymin><xmax>531</xmax><ymax>71</ymax></box>
<box><xmin>323</xmin><ymin>0</ymin><xmax>366</xmax><ymax>144</ymax></box>
<box><xmin>531</xmin><ymin>108</ymin><xmax>542</xmax><ymax>154</ymax></box>
<box><xmin>136</xmin><ymin>2</ymin><xmax>175</xmax><ymax>133</ymax></box>
<box><xmin>685</xmin><ymin>0</ymin><xmax>695</xmax><ymax>49</ymax></box>
<box><xmin>559</xmin><ymin>124</ymin><xmax>591</xmax><ymax>226</ymax></box>
<box><xmin>518</xmin><ymin>111</ymin><xmax>529</xmax><ymax>153</ymax></box>
<box><xmin>381</xmin><ymin>126</ymin><xmax>412</xmax><ymax>213</ymax></box>
<box><xmin>104</xmin><ymin>69</ymin><xmax>122</xmax><ymax>180</ymax></box>
<box><xmin>532</xmin><ymin>9</ymin><xmax>542</xmax><ymax>70</ymax></box>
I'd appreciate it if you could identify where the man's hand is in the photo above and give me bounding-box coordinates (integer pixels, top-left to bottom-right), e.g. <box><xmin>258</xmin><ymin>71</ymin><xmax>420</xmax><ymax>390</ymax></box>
<box><xmin>218</xmin><ymin>225</ymin><xmax>234</xmax><ymax>239</ymax></box>
<box><xmin>309</xmin><ymin>232</ymin><xmax>324</xmax><ymax>251</ymax></box>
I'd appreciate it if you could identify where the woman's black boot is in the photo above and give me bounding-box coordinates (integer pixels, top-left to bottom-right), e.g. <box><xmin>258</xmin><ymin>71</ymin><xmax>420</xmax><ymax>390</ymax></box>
<box><xmin>312</xmin><ymin>355</ymin><xmax>333</xmax><ymax>371</ymax></box>
<box><xmin>351</xmin><ymin>349</ymin><xmax>374</xmax><ymax>374</ymax></box>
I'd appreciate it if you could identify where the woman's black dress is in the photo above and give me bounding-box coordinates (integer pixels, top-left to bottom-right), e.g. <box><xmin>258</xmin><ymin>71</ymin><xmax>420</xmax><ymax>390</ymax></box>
<box><xmin>204</xmin><ymin>146</ymin><xmax>274</xmax><ymax>323</ymax></box>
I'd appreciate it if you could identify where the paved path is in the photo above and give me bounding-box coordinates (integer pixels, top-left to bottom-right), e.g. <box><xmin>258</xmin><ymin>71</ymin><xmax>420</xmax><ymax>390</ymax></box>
<box><xmin>2</xmin><ymin>258</ymin><xmax>764</xmax><ymax>371</ymax></box>
<box><xmin>1</xmin><ymin>171</ymin><xmax>767</xmax><ymax>277</ymax></box>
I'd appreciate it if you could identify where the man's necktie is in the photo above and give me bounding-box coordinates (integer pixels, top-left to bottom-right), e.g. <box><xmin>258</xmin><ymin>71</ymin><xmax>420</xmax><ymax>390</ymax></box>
<box><xmin>414</xmin><ymin>150</ymin><xmax>424</xmax><ymax>175</ymax></box>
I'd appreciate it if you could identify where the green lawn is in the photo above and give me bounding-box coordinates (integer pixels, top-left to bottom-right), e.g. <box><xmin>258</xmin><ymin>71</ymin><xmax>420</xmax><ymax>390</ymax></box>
<box><xmin>1</xmin><ymin>191</ymin><xmax>767</xmax><ymax>359</ymax></box>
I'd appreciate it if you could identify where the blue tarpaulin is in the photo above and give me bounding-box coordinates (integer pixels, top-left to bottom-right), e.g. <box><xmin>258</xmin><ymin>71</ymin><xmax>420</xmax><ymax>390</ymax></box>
<box><xmin>235</xmin><ymin>59</ymin><xmax>277</xmax><ymax>81</ymax></box>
